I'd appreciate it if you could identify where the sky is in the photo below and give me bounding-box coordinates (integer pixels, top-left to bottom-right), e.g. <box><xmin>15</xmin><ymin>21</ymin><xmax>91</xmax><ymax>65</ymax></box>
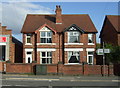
<box><xmin>0</xmin><ymin>1</ymin><xmax>119</xmax><ymax>43</ymax></box>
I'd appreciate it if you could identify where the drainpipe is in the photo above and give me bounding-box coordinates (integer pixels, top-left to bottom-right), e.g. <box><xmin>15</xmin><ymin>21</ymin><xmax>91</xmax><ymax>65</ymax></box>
<box><xmin>59</xmin><ymin>33</ymin><xmax>61</xmax><ymax>63</ymax></box>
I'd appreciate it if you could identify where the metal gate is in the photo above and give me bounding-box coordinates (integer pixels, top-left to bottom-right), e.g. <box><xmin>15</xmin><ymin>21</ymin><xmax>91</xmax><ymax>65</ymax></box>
<box><xmin>35</xmin><ymin>65</ymin><xmax>47</xmax><ymax>75</ymax></box>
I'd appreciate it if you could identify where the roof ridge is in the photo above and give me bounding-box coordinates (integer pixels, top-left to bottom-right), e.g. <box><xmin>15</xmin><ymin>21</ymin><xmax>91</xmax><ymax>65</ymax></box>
<box><xmin>106</xmin><ymin>15</ymin><xmax>120</xmax><ymax>17</ymax></box>
<box><xmin>27</xmin><ymin>14</ymin><xmax>89</xmax><ymax>17</ymax></box>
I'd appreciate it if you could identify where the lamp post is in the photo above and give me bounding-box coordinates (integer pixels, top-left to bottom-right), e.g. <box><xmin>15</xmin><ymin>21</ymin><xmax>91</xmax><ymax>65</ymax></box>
<box><xmin>103</xmin><ymin>42</ymin><xmax>105</xmax><ymax>76</ymax></box>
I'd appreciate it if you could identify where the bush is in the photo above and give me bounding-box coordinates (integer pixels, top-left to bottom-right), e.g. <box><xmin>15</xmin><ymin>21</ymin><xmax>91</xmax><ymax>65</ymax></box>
<box><xmin>105</xmin><ymin>44</ymin><xmax>120</xmax><ymax>64</ymax></box>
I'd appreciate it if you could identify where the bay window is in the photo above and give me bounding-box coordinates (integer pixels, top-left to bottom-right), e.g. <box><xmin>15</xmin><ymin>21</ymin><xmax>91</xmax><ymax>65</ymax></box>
<box><xmin>68</xmin><ymin>51</ymin><xmax>80</xmax><ymax>63</ymax></box>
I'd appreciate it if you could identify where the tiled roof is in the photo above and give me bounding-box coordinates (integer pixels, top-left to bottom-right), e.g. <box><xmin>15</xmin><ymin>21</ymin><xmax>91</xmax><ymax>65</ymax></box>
<box><xmin>107</xmin><ymin>15</ymin><xmax>120</xmax><ymax>32</ymax></box>
<box><xmin>21</xmin><ymin>14</ymin><xmax>97</xmax><ymax>33</ymax></box>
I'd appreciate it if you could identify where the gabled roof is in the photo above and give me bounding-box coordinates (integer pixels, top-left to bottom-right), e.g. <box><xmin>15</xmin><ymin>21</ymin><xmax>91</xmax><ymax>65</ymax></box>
<box><xmin>106</xmin><ymin>15</ymin><xmax>120</xmax><ymax>32</ymax></box>
<box><xmin>21</xmin><ymin>14</ymin><xmax>97</xmax><ymax>33</ymax></box>
<box><xmin>63</xmin><ymin>24</ymin><xmax>85</xmax><ymax>33</ymax></box>
<box><xmin>35</xmin><ymin>23</ymin><xmax>56</xmax><ymax>33</ymax></box>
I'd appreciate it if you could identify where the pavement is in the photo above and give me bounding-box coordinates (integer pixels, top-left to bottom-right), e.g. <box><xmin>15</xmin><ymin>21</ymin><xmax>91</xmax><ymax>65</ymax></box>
<box><xmin>1</xmin><ymin>74</ymin><xmax>120</xmax><ymax>82</ymax></box>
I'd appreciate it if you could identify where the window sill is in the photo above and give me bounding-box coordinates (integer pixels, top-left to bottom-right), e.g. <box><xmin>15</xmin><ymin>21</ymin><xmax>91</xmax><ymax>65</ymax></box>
<box><xmin>37</xmin><ymin>43</ymin><xmax>56</xmax><ymax>45</ymax></box>
<box><xmin>64</xmin><ymin>63</ymin><xmax>82</xmax><ymax>65</ymax></box>
<box><xmin>65</xmin><ymin>43</ymin><xmax>83</xmax><ymax>45</ymax></box>
<box><xmin>25</xmin><ymin>43</ymin><xmax>32</xmax><ymax>45</ymax></box>
<box><xmin>87</xmin><ymin>63</ymin><xmax>93</xmax><ymax>65</ymax></box>
<box><xmin>88</xmin><ymin>43</ymin><xmax>95</xmax><ymax>45</ymax></box>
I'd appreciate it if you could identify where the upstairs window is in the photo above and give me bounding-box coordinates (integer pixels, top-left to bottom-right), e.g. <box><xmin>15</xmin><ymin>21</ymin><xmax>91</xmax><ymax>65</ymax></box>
<box><xmin>88</xmin><ymin>34</ymin><xmax>93</xmax><ymax>43</ymax></box>
<box><xmin>26</xmin><ymin>34</ymin><xmax>32</xmax><ymax>44</ymax></box>
<box><xmin>68</xmin><ymin>32</ymin><xmax>80</xmax><ymax>43</ymax></box>
<box><xmin>40</xmin><ymin>31</ymin><xmax>52</xmax><ymax>43</ymax></box>
<box><xmin>68</xmin><ymin>51</ymin><xmax>80</xmax><ymax>63</ymax></box>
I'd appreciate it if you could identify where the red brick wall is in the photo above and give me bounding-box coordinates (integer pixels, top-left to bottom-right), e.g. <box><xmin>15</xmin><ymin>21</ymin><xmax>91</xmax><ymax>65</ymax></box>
<box><xmin>23</xmin><ymin>29</ymin><xmax>97</xmax><ymax>64</ymax></box>
<box><xmin>4</xmin><ymin>62</ymin><xmax>114</xmax><ymax>76</ymax></box>
<box><xmin>62</xmin><ymin>65</ymin><xmax>83</xmax><ymax>75</ymax></box>
<box><xmin>47</xmin><ymin>64</ymin><xmax>57</xmax><ymax>73</ymax></box>
<box><xmin>58</xmin><ymin>64</ymin><xmax>113</xmax><ymax>76</ymax></box>
<box><xmin>0</xmin><ymin>62</ymin><xmax>5</xmax><ymax>72</ymax></box>
<box><xmin>6</xmin><ymin>63</ymin><xmax>35</xmax><ymax>73</ymax></box>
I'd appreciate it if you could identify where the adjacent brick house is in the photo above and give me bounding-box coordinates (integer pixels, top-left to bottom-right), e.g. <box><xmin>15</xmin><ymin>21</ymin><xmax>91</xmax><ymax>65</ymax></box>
<box><xmin>21</xmin><ymin>5</ymin><xmax>97</xmax><ymax>66</ymax></box>
<box><xmin>0</xmin><ymin>23</ymin><xmax>23</xmax><ymax>63</ymax></box>
<box><xmin>100</xmin><ymin>15</ymin><xmax>120</xmax><ymax>46</ymax></box>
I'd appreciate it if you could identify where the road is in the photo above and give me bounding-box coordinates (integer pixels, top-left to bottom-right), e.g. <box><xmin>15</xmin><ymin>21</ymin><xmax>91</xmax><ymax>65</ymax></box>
<box><xmin>1</xmin><ymin>74</ymin><xmax>120</xmax><ymax>88</ymax></box>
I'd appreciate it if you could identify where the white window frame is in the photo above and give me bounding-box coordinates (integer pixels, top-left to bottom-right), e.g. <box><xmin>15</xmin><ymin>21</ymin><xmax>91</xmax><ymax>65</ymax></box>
<box><xmin>40</xmin><ymin>31</ymin><xmax>52</xmax><ymax>44</ymax></box>
<box><xmin>40</xmin><ymin>51</ymin><xmax>52</xmax><ymax>64</ymax></box>
<box><xmin>68</xmin><ymin>31</ymin><xmax>80</xmax><ymax>43</ymax></box>
<box><xmin>88</xmin><ymin>34</ymin><xmax>94</xmax><ymax>45</ymax></box>
<box><xmin>67</xmin><ymin>51</ymin><xmax>80</xmax><ymax>64</ymax></box>
<box><xmin>26</xmin><ymin>34</ymin><xmax>32</xmax><ymax>45</ymax></box>
<box><xmin>87</xmin><ymin>51</ymin><xmax>94</xmax><ymax>65</ymax></box>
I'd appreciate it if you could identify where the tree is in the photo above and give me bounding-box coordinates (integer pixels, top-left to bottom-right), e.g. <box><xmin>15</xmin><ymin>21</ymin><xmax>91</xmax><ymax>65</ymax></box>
<box><xmin>105</xmin><ymin>44</ymin><xmax>120</xmax><ymax>64</ymax></box>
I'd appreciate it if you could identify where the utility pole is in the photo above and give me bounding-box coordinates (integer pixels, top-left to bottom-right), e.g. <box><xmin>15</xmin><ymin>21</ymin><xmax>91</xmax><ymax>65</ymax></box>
<box><xmin>103</xmin><ymin>42</ymin><xmax>105</xmax><ymax>76</ymax></box>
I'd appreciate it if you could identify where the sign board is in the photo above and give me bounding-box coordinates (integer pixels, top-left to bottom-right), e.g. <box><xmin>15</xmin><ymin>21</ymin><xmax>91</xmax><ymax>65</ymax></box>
<box><xmin>97</xmin><ymin>49</ymin><xmax>110</xmax><ymax>55</ymax></box>
<box><xmin>97</xmin><ymin>49</ymin><xmax>104</xmax><ymax>55</ymax></box>
<box><xmin>104</xmin><ymin>49</ymin><xmax>110</xmax><ymax>53</ymax></box>
<box><xmin>0</xmin><ymin>37</ymin><xmax>6</xmax><ymax>42</ymax></box>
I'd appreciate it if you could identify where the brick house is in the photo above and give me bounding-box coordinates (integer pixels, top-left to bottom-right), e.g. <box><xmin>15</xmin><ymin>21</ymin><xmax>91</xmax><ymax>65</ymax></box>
<box><xmin>100</xmin><ymin>15</ymin><xmax>120</xmax><ymax>46</ymax></box>
<box><xmin>21</xmin><ymin>5</ymin><xmax>97</xmax><ymax>66</ymax></box>
<box><xmin>0</xmin><ymin>23</ymin><xmax>23</xmax><ymax>63</ymax></box>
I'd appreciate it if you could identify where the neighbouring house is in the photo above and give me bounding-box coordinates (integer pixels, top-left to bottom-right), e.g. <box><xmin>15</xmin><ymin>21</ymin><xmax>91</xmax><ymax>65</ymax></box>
<box><xmin>100</xmin><ymin>15</ymin><xmax>120</xmax><ymax>46</ymax></box>
<box><xmin>21</xmin><ymin>5</ymin><xmax>97</xmax><ymax>66</ymax></box>
<box><xmin>0</xmin><ymin>23</ymin><xmax>23</xmax><ymax>63</ymax></box>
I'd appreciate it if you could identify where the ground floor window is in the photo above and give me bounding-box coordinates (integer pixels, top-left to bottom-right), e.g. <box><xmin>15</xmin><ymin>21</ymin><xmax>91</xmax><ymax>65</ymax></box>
<box><xmin>0</xmin><ymin>45</ymin><xmax>6</xmax><ymax>61</ymax></box>
<box><xmin>87</xmin><ymin>51</ymin><xmax>94</xmax><ymax>65</ymax></box>
<box><xmin>41</xmin><ymin>52</ymin><xmax>52</xmax><ymax>64</ymax></box>
<box><xmin>68</xmin><ymin>51</ymin><xmax>80</xmax><ymax>63</ymax></box>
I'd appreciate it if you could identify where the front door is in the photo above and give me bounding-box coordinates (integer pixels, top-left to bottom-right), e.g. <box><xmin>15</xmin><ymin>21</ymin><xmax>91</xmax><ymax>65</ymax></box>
<box><xmin>26</xmin><ymin>52</ymin><xmax>32</xmax><ymax>63</ymax></box>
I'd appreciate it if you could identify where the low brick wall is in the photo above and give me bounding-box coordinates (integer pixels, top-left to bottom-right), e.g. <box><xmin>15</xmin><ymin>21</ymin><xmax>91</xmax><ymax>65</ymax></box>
<box><xmin>62</xmin><ymin>65</ymin><xmax>83</xmax><ymax>75</ymax></box>
<box><xmin>6</xmin><ymin>63</ymin><xmax>36</xmax><ymax>74</ymax></box>
<box><xmin>58</xmin><ymin>64</ymin><xmax>113</xmax><ymax>76</ymax></box>
<box><xmin>4</xmin><ymin>62</ymin><xmax>114</xmax><ymax>76</ymax></box>
<box><xmin>47</xmin><ymin>64</ymin><xmax>58</xmax><ymax>74</ymax></box>
<box><xmin>0</xmin><ymin>62</ymin><xmax>5</xmax><ymax>72</ymax></box>
<box><xmin>84</xmin><ymin>65</ymin><xmax>110</xmax><ymax>75</ymax></box>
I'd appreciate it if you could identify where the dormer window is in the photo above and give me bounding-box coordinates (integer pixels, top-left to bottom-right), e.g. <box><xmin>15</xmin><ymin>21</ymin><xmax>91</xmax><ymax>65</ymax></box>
<box><xmin>68</xmin><ymin>32</ymin><xmax>80</xmax><ymax>43</ymax></box>
<box><xmin>40</xmin><ymin>31</ymin><xmax>52</xmax><ymax>43</ymax></box>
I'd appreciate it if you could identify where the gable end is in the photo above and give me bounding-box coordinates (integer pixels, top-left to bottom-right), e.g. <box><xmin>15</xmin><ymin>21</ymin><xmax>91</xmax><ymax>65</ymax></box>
<box><xmin>63</xmin><ymin>24</ymin><xmax>85</xmax><ymax>33</ymax></box>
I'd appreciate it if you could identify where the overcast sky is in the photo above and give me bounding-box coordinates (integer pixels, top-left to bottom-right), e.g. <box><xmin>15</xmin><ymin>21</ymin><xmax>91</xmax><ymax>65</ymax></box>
<box><xmin>0</xmin><ymin>0</ymin><xmax>119</xmax><ymax>43</ymax></box>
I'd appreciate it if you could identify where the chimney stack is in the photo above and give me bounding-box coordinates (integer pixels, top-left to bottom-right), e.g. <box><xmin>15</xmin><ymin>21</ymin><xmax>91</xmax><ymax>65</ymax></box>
<box><xmin>55</xmin><ymin>5</ymin><xmax>62</xmax><ymax>24</ymax></box>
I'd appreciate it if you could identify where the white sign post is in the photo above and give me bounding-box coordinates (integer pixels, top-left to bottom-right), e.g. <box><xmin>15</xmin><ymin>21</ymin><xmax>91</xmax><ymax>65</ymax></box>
<box><xmin>96</xmin><ymin>49</ymin><xmax>110</xmax><ymax>55</ymax></box>
<box><xmin>96</xmin><ymin>43</ymin><xmax>110</xmax><ymax>76</ymax></box>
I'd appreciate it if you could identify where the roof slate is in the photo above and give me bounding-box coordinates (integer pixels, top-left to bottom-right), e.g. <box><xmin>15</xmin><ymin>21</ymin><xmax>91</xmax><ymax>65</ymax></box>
<box><xmin>21</xmin><ymin>14</ymin><xmax>97</xmax><ymax>33</ymax></box>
